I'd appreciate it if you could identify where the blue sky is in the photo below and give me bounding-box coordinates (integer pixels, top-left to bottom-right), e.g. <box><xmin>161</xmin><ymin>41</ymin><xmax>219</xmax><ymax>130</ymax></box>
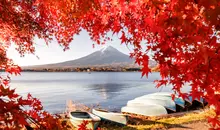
<box><xmin>7</xmin><ymin>30</ymin><xmax>133</xmax><ymax>66</ymax></box>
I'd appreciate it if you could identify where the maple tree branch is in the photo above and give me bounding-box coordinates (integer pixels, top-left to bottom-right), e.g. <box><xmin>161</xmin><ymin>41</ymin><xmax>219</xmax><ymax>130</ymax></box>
<box><xmin>24</xmin><ymin>115</ymin><xmax>40</xmax><ymax>129</ymax></box>
<box><xmin>204</xmin><ymin>58</ymin><xmax>211</xmax><ymax>84</ymax></box>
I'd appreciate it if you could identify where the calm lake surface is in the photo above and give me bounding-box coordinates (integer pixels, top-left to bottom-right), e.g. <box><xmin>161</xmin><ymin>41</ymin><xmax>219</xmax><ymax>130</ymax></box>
<box><xmin>10</xmin><ymin>72</ymin><xmax>190</xmax><ymax>113</ymax></box>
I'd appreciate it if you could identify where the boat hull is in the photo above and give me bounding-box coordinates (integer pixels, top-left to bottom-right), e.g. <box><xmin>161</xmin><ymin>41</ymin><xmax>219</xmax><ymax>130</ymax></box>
<box><xmin>69</xmin><ymin>111</ymin><xmax>101</xmax><ymax>130</ymax></box>
<box><xmin>136</xmin><ymin>94</ymin><xmax>185</xmax><ymax>108</ymax></box>
<box><xmin>121</xmin><ymin>104</ymin><xmax>167</xmax><ymax>116</ymax></box>
<box><xmin>146</xmin><ymin>92</ymin><xmax>204</xmax><ymax>105</ymax></box>
<box><xmin>188</xmin><ymin>96</ymin><xmax>204</xmax><ymax>104</ymax></box>
<box><xmin>128</xmin><ymin>98</ymin><xmax>176</xmax><ymax>112</ymax></box>
<box><xmin>92</xmin><ymin>109</ymin><xmax>128</xmax><ymax>125</ymax></box>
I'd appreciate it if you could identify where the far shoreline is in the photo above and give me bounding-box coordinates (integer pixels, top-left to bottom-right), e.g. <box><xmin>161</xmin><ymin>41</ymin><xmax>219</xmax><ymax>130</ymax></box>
<box><xmin>19</xmin><ymin>66</ymin><xmax>159</xmax><ymax>72</ymax></box>
<box><xmin>1</xmin><ymin>69</ymin><xmax>160</xmax><ymax>73</ymax></box>
<box><xmin>19</xmin><ymin>70</ymin><xmax>160</xmax><ymax>72</ymax></box>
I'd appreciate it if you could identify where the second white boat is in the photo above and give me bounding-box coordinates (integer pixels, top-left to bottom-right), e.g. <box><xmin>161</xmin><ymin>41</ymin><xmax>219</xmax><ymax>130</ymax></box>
<box><xmin>92</xmin><ymin>108</ymin><xmax>128</xmax><ymax>125</ymax></box>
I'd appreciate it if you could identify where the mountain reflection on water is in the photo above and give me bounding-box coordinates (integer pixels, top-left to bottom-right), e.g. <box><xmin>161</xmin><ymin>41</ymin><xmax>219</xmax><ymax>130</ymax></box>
<box><xmin>10</xmin><ymin>72</ymin><xmax>190</xmax><ymax>113</ymax></box>
<box><xmin>89</xmin><ymin>83</ymin><xmax>131</xmax><ymax>100</ymax></box>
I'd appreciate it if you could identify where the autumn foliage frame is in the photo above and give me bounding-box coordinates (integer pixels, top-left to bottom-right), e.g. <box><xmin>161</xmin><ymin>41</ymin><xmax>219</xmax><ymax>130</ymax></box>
<box><xmin>0</xmin><ymin>0</ymin><xmax>220</xmax><ymax>129</ymax></box>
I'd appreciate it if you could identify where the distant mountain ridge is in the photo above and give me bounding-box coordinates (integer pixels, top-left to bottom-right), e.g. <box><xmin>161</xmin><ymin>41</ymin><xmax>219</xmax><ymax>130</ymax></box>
<box><xmin>23</xmin><ymin>46</ymin><xmax>157</xmax><ymax>69</ymax></box>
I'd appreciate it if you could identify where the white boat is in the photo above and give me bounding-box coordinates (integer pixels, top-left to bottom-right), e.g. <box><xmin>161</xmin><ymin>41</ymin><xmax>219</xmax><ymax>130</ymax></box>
<box><xmin>136</xmin><ymin>93</ymin><xmax>185</xmax><ymax>108</ymax></box>
<box><xmin>69</xmin><ymin>111</ymin><xmax>101</xmax><ymax>130</ymax></box>
<box><xmin>121</xmin><ymin>104</ymin><xmax>167</xmax><ymax>116</ymax></box>
<box><xmin>145</xmin><ymin>92</ymin><xmax>191</xmax><ymax>104</ymax></box>
<box><xmin>92</xmin><ymin>108</ymin><xmax>128</xmax><ymax>125</ymax></box>
<box><xmin>127</xmin><ymin>98</ymin><xmax>176</xmax><ymax>112</ymax></box>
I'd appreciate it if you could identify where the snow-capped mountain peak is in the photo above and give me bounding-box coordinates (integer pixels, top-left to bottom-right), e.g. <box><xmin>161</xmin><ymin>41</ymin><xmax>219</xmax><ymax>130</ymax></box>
<box><xmin>100</xmin><ymin>45</ymin><xmax>116</xmax><ymax>53</ymax></box>
<box><xmin>101</xmin><ymin>45</ymin><xmax>109</xmax><ymax>52</ymax></box>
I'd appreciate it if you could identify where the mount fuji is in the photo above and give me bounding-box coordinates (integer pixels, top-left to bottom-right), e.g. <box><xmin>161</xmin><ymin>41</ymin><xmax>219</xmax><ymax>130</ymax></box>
<box><xmin>23</xmin><ymin>46</ymin><xmax>156</xmax><ymax>69</ymax></box>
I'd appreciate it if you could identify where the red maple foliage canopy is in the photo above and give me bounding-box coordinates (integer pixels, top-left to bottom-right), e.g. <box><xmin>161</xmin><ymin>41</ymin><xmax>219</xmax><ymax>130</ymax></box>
<box><xmin>0</xmin><ymin>0</ymin><xmax>219</xmax><ymax>129</ymax></box>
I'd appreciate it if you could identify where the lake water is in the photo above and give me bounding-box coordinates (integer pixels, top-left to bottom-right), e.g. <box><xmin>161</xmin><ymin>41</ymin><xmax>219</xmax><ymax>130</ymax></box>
<box><xmin>10</xmin><ymin>72</ymin><xmax>189</xmax><ymax>113</ymax></box>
